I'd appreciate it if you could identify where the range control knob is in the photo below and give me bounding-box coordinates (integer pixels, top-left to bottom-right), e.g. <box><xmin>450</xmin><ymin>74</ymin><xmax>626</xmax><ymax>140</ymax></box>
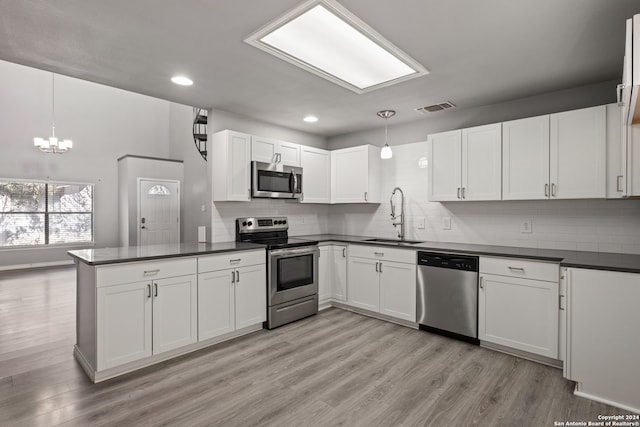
<box><xmin>283</xmin><ymin>220</ymin><xmax>287</xmax><ymax>224</ymax></box>
<box><xmin>242</xmin><ymin>221</ymin><xmax>247</xmax><ymax>226</ymax></box>
<box><xmin>247</xmin><ymin>221</ymin><xmax>253</xmax><ymax>227</ymax></box>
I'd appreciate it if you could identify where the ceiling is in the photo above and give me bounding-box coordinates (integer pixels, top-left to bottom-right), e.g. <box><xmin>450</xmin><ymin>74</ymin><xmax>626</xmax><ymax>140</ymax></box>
<box><xmin>1</xmin><ymin>0</ymin><xmax>639</xmax><ymax>137</ymax></box>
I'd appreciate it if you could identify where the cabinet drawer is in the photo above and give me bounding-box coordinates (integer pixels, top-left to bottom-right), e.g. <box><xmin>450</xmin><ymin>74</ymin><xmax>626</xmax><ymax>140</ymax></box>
<box><xmin>97</xmin><ymin>257</ymin><xmax>197</xmax><ymax>287</ymax></box>
<box><xmin>480</xmin><ymin>256</ymin><xmax>559</xmax><ymax>282</ymax></box>
<box><xmin>198</xmin><ymin>250</ymin><xmax>265</xmax><ymax>273</ymax></box>
<box><xmin>349</xmin><ymin>245</ymin><xmax>416</xmax><ymax>264</ymax></box>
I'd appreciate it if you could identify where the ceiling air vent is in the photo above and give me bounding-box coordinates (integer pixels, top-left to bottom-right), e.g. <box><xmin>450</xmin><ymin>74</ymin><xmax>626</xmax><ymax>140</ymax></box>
<box><xmin>415</xmin><ymin>101</ymin><xmax>456</xmax><ymax>114</ymax></box>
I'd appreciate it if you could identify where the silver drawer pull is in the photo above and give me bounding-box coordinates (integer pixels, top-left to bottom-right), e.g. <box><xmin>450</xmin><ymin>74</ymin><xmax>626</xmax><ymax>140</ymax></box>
<box><xmin>508</xmin><ymin>266</ymin><xmax>525</xmax><ymax>273</ymax></box>
<box><xmin>374</xmin><ymin>252</ymin><xmax>384</xmax><ymax>257</ymax></box>
<box><xmin>144</xmin><ymin>269</ymin><xmax>160</xmax><ymax>275</ymax></box>
<box><xmin>229</xmin><ymin>258</ymin><xmax>241</xmax><ymax>263</ymax></box>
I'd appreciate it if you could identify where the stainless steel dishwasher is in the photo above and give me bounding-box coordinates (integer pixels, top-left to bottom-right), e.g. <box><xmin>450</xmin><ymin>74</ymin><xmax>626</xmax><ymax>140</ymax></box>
<box><xmin>417</xmin><ymin>251</ymin><xmax>479</xmax><ymax>344</ymax></box>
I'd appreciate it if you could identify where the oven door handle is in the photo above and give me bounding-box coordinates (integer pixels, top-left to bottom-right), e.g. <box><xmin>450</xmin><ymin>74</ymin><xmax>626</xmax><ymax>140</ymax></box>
<box><xmin>269</xmin><ymin>246</ymin><xmax>319</xmax><ymax>257</ymax></box>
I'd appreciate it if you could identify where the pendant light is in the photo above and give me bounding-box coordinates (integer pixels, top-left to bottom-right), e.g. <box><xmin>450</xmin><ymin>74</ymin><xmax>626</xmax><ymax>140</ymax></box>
<box><xmin>34</xmin><ymin>73</ymin><xmax>73</xmax><ymax>154</ymax></box>
<box><xmin>377</xmin><ymin>110</ymin><xmax>395</xmax><ymax>159</ymax></box>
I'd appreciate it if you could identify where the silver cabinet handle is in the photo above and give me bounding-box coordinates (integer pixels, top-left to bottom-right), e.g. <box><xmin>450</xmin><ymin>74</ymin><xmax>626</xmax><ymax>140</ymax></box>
<box><xmin>147</xmin><ymin>283</ymin><xmax>151</xmax><ymax>298</ymax></box>
<box><xmin>236</xmin><ymin>270</ymin><xmax>240</xmax><ymax>283</ymax></box>
<box><xmin>144</xmin><ymin>269</ymin><xmax>160</xmax><ymax>275</ymax></box>
<box><xmin>364</xmin><ymin>192</ymin><xmax>368</xmax><ymax>201</ymax></box>
<box><xmin>461</xmin><ymin>187</ymin><xmax>466</xmax><ymax>199</ymax></box>
<box><xmin>457</xmin><ymin>187</ymin><xmax>461</xmax><ymax>199</ymax></box>
<box><xmin>229</xmin><ymin>258</ymin><xmax>241</xmax><ymax>264</ymax></box>
<box><xmin>379</xmin><ymin>262</ymin><xmax>383</xmax><ymax>273</ymax></box>
<box><xmin>479</xmin><ymin>276</ymin><xmax>483</xmax><ymax>290</ymax></box>
<box><xmin>559</xmin><ymin>294</ymin><xmax>565</xmax><ymax>311</ymax></box>
<box><xmin>342</xmin><ymin>247</ymin><xmax>346</xmax><ymax>258</ymax></box>
<box><xmin>231</xmin><ymin>271</ymin><xmax>235</xmax><ymax>283</ymax></box>
<box><xmin>617</xmin><ymin>83</ymin><xmax>624</xmax><ymax>106</ymax></box>
<box><xmin>154</xmin><ymin>283</ymin><xmax>158</xmax><ymax>297</ymax></box>
<box><xmin>375</xmin><ymin>262</ymin><xmax>379</xmax><ymax>272</ymax></box>
<box><xmin>544</xmin><ymin>183</ymin><xmax>549</xmax><ymax>197</ymax></box>
<box><xmin>617</xmin><ymin>175</ymin><xmax>624</xmax><ymax>192</ymax></box>
<box><xmin>374</xmin><ymin>252</ymin><xmax>384</xmax><ymax>257</ymax></box>
<box><xmin>508</xmin><ymin>266</ymin><xmax>525</xmax><ymax>273</ymax></box>
<box><xmin>551</xmin><ymin>183</ymin><xmax>557</xmax><ymax>197</ymax></box>
<box><xmin>278</xmin><ymin>153</ymin><xmax>282</xmax><ymax>163</ymax></box>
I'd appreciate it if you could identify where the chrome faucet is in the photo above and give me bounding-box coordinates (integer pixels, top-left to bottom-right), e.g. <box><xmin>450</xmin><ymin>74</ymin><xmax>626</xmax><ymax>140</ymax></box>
<box><xmin>390</xmin><ymin>187</ymin><xmax>405</xmax><ymax>240</ymax></box>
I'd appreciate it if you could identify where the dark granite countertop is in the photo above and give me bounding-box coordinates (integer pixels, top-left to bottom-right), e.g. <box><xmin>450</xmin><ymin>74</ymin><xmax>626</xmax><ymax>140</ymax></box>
<box><xmin>68</xmin><ymin>242</ymin><xmax>266</xmax><ymax>266</ymax></box>
<box><xmin>295</xmin><ymin>234</ymin><xmax>640</xmax><ymax>274</ymax></box>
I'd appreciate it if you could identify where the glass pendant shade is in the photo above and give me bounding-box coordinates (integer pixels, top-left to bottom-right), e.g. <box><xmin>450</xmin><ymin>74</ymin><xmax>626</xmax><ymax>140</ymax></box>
<box><xmin>377</xmin><ymin>110</ymin><xmax>395</xmax><ymax>160</ymax></box>
<box><xmin>381</xmin><ymin>144</ymin><xmax>393</xmax><ymax>159</ymax></box>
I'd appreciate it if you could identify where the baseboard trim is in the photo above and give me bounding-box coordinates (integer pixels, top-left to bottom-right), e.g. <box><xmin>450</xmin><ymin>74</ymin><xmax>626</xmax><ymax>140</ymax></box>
<box><xmin>574</xmin><ymin>383</ymin><xmax>640</xmax><ymax>415</ymax></box>
<box><xmin>480</xmin><ymin>341</ymin><xmax>562</xmax><ymax>369</ymax></box>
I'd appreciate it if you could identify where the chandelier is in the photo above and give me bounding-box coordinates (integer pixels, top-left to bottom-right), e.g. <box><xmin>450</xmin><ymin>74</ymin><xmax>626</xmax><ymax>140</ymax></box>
<box><xmin>34</xmin><ymin>73</ymin><xmax>73</xmax><ymax>154</ymax></box>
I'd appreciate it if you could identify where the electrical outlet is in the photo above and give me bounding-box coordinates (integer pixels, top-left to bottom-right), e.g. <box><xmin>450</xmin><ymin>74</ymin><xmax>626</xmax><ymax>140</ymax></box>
<box><xmin>201</xmin><ymin>204</ymin><xmax>206</xmax><ymax>212</ymax></box>
<box><xmin>300</xmin><ymin>216</ymin><xmax>306</xmax><ymax>224</ymax></box>
<box><xmin>416</xmin><ymin>216</ymin><xmax>425</xmax><ymax>229</ymax></box>
<box><xmin>521</xmin><ymin>219</ymin><xmax>533</xmax><ymax>233</ymax></box>
<box><xmin>443</xmin><ymin>216</ymin><xmax>451</xmax><ymax>230</ymax></box>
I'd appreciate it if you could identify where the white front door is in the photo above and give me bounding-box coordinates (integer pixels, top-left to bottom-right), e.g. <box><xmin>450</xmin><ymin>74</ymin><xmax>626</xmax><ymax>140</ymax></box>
<box><xmin>138</xmin><ymin>179</ymin><xmax>180</xmax><ymax>246</ymax></box>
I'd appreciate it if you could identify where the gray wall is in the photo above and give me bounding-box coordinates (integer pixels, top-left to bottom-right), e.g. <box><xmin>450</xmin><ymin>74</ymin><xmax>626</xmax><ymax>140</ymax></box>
<box><xmin>328</xmin><ymin>80</ymin><xmax>618</xmax><ymax>149</ymax></box>
<box><xmin>0</xmin><ymin>60</ymin><xmax>173</xmax><ymax>268</ymax></box>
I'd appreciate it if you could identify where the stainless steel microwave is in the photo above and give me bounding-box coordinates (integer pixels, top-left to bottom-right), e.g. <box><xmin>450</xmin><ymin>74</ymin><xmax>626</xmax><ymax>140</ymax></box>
<box><xmin>251</xmin><ymin>161</ymin><xmax>302</xmax><ymax>199</ymax></box>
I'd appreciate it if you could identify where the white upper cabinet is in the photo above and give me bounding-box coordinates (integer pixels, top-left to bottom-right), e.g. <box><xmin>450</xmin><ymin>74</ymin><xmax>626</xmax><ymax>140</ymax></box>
<box><xmin>210</xmin><ymin>130</ymin><xmax>251</xmax><ymax>202</ymax></box>
<box><xmin>502</xmin><ymin>115</ymin><xmax>550</xmax><ymax>200</ymax></box>
<box><xmin>606</xmin><ymin>103</ymin><xmax>627</xmax><ymax>198</ymax></box>
<box><xmin>251</xmin><ymin>135</ymin><xmax>301</xmax><ymax>166</ymax></box>
<box><xmin>550</xmin><ymin>105</ymin><xmax>606</xmax><ymax>199</ymax></box>
<box><xmin>427</xmin><ymin>130</ymin><xmax>461</xmax><ymax>201</ymax></box>
<box><xmin>331</xmin><ymin>145</ymin><xmax>381</xmax><ymax>203</ymax></box>
<box><xmin>300</xmin><ymin>145</ymin><xmax>331</xmax><ymax>203</ymax></box>
<box><xmin>461</xmin><ymin>123</ymin><xmax>502</xmax><ymax>201</ymax></box>
<box><xmin>428</xmin><ymin>125</ymin><xmax>501</xmax><ymax>201</ymax></box>
<box><xmin>622</xmin><ymin>14</ymin><xmax>639</xmax><ymax>125</ymax></box>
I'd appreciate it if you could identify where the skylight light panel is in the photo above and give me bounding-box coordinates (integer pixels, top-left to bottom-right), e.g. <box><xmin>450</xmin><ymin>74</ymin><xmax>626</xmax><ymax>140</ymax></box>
<box><xmin>245</xmin><ymin>0</ymin><xmax>428</xmax><ymax>93</ymax></box>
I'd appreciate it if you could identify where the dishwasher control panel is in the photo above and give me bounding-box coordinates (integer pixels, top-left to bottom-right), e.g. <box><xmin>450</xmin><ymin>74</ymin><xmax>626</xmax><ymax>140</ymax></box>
<box><xmin>417</xmin><ymin>252</ymin><xmax>478</xmax><ymax>271</ymax></box>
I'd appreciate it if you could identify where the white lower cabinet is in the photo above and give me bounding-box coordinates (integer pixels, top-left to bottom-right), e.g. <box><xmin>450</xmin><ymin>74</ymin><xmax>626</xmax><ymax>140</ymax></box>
<box><xmin>479</xmin><ymin>257</ymin><xmax>559</xmax><ymax>359</ymax></box>
<box><xmin>96</xmin><ymin>274</ymin><xmax>197</xmax><ymax>371</ymax></box>
<box><xmin>319</xmin><ymin>244</ymin><xmax>347</xmax><ymax>305</ymax></box>
<box><xmin>197</xmin><ymin>251</ymin><xmax>266</xmax><ymax>341</ymax></box>
<box><xmin>564</xmin><ymin>268</ymin><xmax>640</xmax><ymax>413</ymax></box>
<box><xmin>347</xmin><ymin>245</ymin><xmax>416</xmax><ymax>322</ymax></box>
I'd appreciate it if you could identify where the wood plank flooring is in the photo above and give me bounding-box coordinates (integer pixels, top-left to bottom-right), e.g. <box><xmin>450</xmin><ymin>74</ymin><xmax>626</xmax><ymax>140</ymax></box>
<box><xmin>0</xmin><ymin>266</ymin><xmax>630</xmax><ymax>426</ymax></box>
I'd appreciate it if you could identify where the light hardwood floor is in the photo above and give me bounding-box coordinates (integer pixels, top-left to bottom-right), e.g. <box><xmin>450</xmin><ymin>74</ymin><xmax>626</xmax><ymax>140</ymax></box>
<box><xmin>0</xmin><ymin>266</ymin><xmax>628</xmax><ymax>426</ymax></box>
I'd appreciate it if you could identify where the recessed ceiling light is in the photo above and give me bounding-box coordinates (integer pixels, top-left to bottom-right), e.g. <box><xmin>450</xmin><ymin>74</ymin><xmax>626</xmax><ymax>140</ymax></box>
<box><xmin>244</xmin><ymin>0</ymin><xmax>428</xmax><ymax>94</ymax></box>
<box><xmin>171</xmin><ymin>76</ymin><xmax>193</xmax><ymax>86</ymax></box>
<box><xmin>303</xmin><ymin>115</ymin><xmax>319</xmax><ymax>123</ymax></box>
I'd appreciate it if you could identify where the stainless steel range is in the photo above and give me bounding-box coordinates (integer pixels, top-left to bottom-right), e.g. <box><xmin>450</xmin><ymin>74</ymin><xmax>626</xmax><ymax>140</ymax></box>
<box><xmin>236</xmin><ymin>217</ymin><xmax>319</xmax><ymax>329</ymax></box>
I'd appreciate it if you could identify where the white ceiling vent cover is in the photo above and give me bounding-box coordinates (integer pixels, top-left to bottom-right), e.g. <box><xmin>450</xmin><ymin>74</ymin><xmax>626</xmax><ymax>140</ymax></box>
<box><xmin>415</xmin><ymin>102</ymin><xmax>456</xmax><ymax>114</ymax></box>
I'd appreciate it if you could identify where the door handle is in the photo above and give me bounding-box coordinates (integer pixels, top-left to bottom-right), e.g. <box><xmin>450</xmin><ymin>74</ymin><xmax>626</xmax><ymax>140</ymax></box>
<box><xmin>147</xmin><ymin>283</ymin><xmax>151</xmax><ymax>298</ymax></box>
<box><xmin>154</xmin><ymin>283</ymin><xmax>158</xmax><ymax>297</ymax></box>
<box><xmin>342</xmin><ymin>247</ymin><xmax>346</xmax><ymax>258</ymax></box>
<box><xmin>545</xmin><ymin>183</ymin><xmax>549</xmax><ymax>197</ymax></box>
<box><xmin>231</xmin><ymin>270</ymin><xmax>235</xmax><ymax>283</ymax></box>
<box><xmin>236</xmin><ymin>270</ymin><xmax>240</xmax><ymax>283</ymax></box>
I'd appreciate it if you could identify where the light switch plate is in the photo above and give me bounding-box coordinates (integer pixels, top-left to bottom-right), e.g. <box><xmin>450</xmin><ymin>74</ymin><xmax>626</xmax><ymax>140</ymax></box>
<box><xmin>443</xmin><ymin>216</ymin><xmax>451</xmax><ymax>230</ymax></box>
<box><xmin>416</xmin><ymin>216</ymin><xmax>425</xmax><ymax>229</ymax></box>
<box><xmin>521</xmin><ymin>219</ymin><xmax>533</xmax><ymax>233</ymax></box>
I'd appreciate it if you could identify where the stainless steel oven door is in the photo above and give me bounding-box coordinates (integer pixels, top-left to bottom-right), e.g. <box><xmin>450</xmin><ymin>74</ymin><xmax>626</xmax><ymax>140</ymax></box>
<box><xmin>268</xmin><ymin>246</ymin><xmax>319</xmax><ymax>306</ymax></box>
<box><xmin>252</xmin><ymin>161</ymin><xmax>302</xmax><ymax>199</ymax></box>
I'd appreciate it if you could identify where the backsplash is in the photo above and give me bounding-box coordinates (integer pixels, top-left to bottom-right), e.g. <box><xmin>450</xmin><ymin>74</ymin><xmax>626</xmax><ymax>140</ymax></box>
<box><xmin>328</xmin><ymin>142</ymin><xmax>640</xmax><ymax>254</ymax></box>
<box><xmin>211</xmin><ymin>198</ymin><xmax>329</xmax><ymax>242</ymax></box>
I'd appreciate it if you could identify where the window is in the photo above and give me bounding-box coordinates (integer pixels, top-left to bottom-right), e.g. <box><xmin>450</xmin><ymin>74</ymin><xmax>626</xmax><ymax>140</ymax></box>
<box><xmin>0</xmin><ymin>180</ymin><xmax>94</xmax><ymax>247</ymax></box>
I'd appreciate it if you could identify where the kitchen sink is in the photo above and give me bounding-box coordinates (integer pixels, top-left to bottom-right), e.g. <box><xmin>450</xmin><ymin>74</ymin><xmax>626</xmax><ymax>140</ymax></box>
<box><xmin>364</xmin><ymin>238</ymin><xmax>424</xmax><ymax>245</ymax></box>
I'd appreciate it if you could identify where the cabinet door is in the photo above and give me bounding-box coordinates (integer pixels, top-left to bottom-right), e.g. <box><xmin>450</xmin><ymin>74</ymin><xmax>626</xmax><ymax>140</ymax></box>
<box><xmin>235</xmin><ymin>264</ymin><xmax>267</xmax><ymax>330</ymax></box>
<box><xmin>198</xmin><ymin>270</ymin><xmax>235</xmax><ymax>341</ymax></box>
<box><xmin>331</xmin><ymin>146</ymin><xmax>368</xmax><ymax>203</ymax></box>
<box><xmin>550</xmin><ymin>106</ymin><xmax>606</xmax><ymax>199</ymax></box>
<box><xmin>427</xmin><ymin>130</ymin><xmax>462</xmax><ymax>201</ymax></box>
<box><xmin>251</xmin><ymin>136</ymin><xmax>278</xmax><ymax>163</ymax></box>
<box><xmin>318</xmin><ymin>245</ymin><xmax>332</xmax><ymax>303</ymax></box>
<box><xmin>211</xmin><ymin>130</ymin><xmax>251</xmax><ymax>202</ymax></box>
<box><xmin>502</xmin><ymin>115</ymin><xmax>550</xmax><ymax>200</ymax></box>
<box><xmin>462</xmin><ymin>124</ymin><xmax>502</xmax><ymax>201</ymax></box>
<box><xmin>97</xmin><ymin>281</ymin><xmax>152</xmax><ymax>370</ymax></box>
<box><xmin>347</xmin><ymin>257</ymin><xmax>380</xmax><ymax>311</ymax></box>
<box><xmin>479</xmin><ymin>273</ymin><xmax>558</xmax><ymax>358</ymax></box>
<box><xmin>332</xmin><ymin>245</ymin><xmax>347</xmax><ymax>302</ymax></box>
<box><xmin>300</xmin><ymin>146</ymin><xmax>331</xmax><ymax>203</ymax></box>
<box><xmin>152</xmin><ymin>275</ymin><xmax>198</xmax><ymax>355</ymax></box>
<box><xmin>605</xmin><ymin>103</ymin><xmax>627</xmax><ymax>198</ymax></box>
<box><xmin>278</xmin><ymin>141</ymin><xmax>301</xmax><ymax>166</ymax></box>
<box><xmin>379</xmin><ymin>261</ymin><xmax>416</xmax><ymax>322</ymax></box>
